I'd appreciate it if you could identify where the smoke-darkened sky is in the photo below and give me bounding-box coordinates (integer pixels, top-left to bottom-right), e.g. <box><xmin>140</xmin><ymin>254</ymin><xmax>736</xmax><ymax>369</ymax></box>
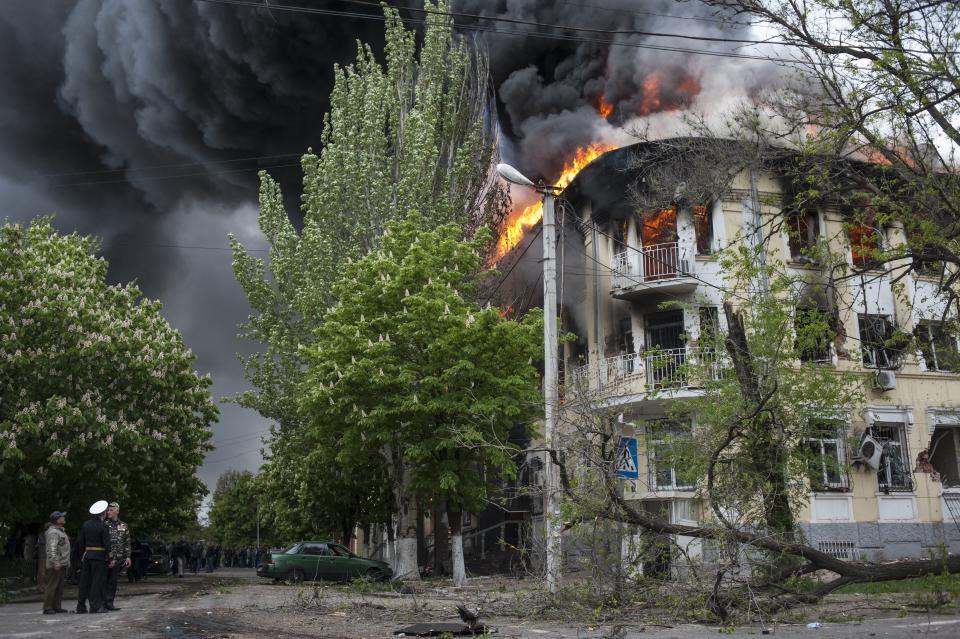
<box><xmin>1</xmin><ymin>0</ymin><xmax>772</xmax><ymax>509</ymax></box>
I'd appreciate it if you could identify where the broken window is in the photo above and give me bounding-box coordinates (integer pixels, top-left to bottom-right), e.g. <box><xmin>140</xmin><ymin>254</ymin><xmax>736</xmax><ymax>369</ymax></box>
<box><xmin>858</xmin><ymin>314</ymin><xmax>900</xmax><ymax>369</ymax></box>
<box><xmin>693</xmin><ymin>204</ymin><xmax>713</xmax><ymax>255</ymax></box>
<box><xmin>795</xmin><ymin>306</ymin><xmax>835</xmax><ymax>363</ymax></box>
<box><xmin>641</xmin><ymin>208</ymin><xmax>678</xmax><ymax>246</ymax></box>
<box><xmin>869</xmin><ymin>422</ymin><xmax>914</xmax><ymax>492</ymax></box>
<box><xmin>648</xmin><ymin>420</ymin><xmax>696</xmax><ymax>491</ymax></box>
<box><xmin>848</xmin><ymin>217</ymin><xmax>884</xmax><ymax>268</ymax></box>
<box><xmin>915</xmin><ymin>321</ymin><xmax>960</xmax><ymax>372</ymax></box>
<box><xmin>929</xmin><ymin>426</ymin><xmax>960</xmax><ymax>488</ymax></box>
<box><xmin>698</xmin><ymin>307</ymin><xmax>719</xmax><ymax>343</ymax></box>
<box><xmin>804</xmin><ymin>421</ymin><xmax>849</xmax><ymax>491</ymax></box>
<box><xmin>787</xmin><ymin>210</ymin><xmax>820</xmax><ymax>262</ymax></box>
<box><xmin>645</xmin><ymin>310</ymin><xmax>687</xmax><ymax>388</ymax></box>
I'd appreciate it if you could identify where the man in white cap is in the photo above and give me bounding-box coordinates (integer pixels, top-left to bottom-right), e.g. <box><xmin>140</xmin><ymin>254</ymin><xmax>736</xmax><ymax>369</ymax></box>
<box><xmin>76</xmin><ymin>500</ymin><xmax>111</xmax><ymax>614</ymax></box>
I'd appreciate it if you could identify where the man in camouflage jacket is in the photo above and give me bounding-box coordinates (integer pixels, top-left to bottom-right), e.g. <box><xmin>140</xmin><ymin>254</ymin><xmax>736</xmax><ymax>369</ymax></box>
<box><xmin>103</xmin><ymin>501</ymin><xmax>131</xmax><ymax>611</ymax></box>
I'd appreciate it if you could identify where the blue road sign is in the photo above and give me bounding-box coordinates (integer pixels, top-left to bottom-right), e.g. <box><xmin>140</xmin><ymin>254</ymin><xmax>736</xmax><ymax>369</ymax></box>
<box><xmin>615</xmin><ymin>437</ymin><xmax>639</xmax><ymax>479</ymax></box>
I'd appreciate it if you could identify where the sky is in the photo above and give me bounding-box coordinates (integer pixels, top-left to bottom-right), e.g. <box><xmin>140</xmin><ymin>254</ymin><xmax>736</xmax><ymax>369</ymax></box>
<box><xmin>0</xmin><ymin>0</ymin><xmax>773</xmax><ymax>501</ymax></box>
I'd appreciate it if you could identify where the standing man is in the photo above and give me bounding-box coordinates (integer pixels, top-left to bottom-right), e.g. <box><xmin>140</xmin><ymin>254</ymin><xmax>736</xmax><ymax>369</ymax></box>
<box><xmin>103</xmin><ymin>502</ymin><xmax>131</xmax><ymax>610</ymax></box>
<box><xmin>76</xmin><ymin>500</ymin><xmax>111</xmax><ymax>614</ymax></box>
<box><xmin>43</xmin><ymin>511</ymin><xmax>70</xmax><ymax>615</ymax></box>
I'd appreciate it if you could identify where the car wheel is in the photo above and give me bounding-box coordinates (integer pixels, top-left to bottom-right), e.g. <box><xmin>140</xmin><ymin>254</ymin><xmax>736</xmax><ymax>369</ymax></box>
<box><xmin>365</xmin><ymin>567</ymin><xmax>384</xmax><ymax>581</ymax></box>
<box><xmin>287</xmin><ymin>568</ymin><xmax>306</xmax><ymax>583</ymax></box>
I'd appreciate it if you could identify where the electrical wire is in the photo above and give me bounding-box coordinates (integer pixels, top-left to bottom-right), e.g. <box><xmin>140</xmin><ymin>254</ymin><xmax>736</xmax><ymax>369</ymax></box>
<box><xmin>343</xmin><ymin>0</ymin><xmax>950</xmax><ymax>54</ymax></box>
<box><xmin>200</xmin><ymin>0</ymin><xmax>954</xmax><ymax>61</ymax></box>
<box><xmin>195</xmin><ymin>0</ymin><xmax>821</xmax><ymax>66</ymax></box>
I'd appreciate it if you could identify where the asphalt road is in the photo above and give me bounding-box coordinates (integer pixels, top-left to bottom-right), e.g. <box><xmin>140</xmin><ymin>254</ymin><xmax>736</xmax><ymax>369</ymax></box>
<box><xmin>2</xmin><ymin>569</ymin><xmax>960</xmax><ymax>639</ymax></box>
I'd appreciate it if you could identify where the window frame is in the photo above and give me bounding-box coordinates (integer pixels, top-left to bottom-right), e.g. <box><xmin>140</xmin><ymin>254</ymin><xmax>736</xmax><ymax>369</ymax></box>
<box><xmin>692</xmin><ymin>203</ymin><xmax>714</xmax><ymax>256</ymax></box>
<box><xmin>869</xmin><ymin>422</ymin><xmax>914</xmax><ymax>493</ymax></box>
<box><xmin>857</xmin><ymin>313</ymin><xmax>900</xmax><ymax>369</ymax></box>
<box><xmin>647</xmin><ymin>420</ymin><xmax>695</xmax><ymax>492</ymax></box>
<box><xmin>804</xmin><ymin>421</ymin><xmax>850</xmax><ymax>492</ymax></box>
<box><xmin>786</xmin><ymin>209</ymin><xmax>820</xmax><ymax>262</ymax></box>
<box><xmin>916</xmin><ymin>320</ymin><xmax>960</xmax><ymax>372</ymax></box>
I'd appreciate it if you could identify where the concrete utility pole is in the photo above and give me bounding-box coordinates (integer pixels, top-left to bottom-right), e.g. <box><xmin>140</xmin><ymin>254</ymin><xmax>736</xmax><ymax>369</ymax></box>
<box><xmin>495</xmin><ymin>163</ymin><xmax>562</xmax><ymax>594</ymax></box>
<box><xmin>540</xmin><ymin>190</ymin><xmax>561</xmax><ymax>595</ymax></box>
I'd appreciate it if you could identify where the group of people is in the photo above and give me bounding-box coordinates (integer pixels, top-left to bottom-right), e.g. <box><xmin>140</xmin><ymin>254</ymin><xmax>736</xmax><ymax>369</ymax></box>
<box><xmin>165</xmin><ymin>541</ymin><xmax>261</xmax><ymax>576</ymax></box>
<box><xmin>42</xmin><ymin>499</ymin><xmax>131</xmax><ymax>615</ymax></box>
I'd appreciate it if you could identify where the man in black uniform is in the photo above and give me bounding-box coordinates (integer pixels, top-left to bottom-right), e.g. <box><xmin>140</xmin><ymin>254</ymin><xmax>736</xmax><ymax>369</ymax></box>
<box><xmin>76</xmin><ymin>500</ymin><xmax>111</xmax><ymax>614</ymax></box>
<box><xmin>103</xmin><ymin>501</ymin><xmax>131</xmax><ymax>610</ymax></box>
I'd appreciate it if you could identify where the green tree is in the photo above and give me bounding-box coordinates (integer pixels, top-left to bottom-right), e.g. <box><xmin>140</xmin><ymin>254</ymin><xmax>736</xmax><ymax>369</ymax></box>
<box><xmin>0</xmin><ymin>217</ymin><xmax>215</xmax><ymax>535</ymax></box>
<box><xmin>208</xmin><ymin>470</ymin><xmax>271</xmax><ymax>548</ymax></box>
<box><xmin>230</xmin><ymin>1</ymin><xmax>505</xmax><ymax>562</ymax></box>
<box><xmin>300</xmin><ymin>215</ymin><xmax>543</xmax><ymax>582</ymax></box>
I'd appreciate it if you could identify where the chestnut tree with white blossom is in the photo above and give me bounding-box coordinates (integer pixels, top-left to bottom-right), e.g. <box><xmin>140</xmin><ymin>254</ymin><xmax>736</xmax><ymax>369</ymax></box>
<box><xmin>0</xmin><ymin>218</ymin><xmax>216</xmax><ymax>533</ymax></box>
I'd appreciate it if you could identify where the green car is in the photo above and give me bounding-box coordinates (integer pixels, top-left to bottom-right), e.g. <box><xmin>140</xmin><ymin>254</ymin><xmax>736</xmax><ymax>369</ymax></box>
<box><xmin>257</xmin><ymin>541</ymin><xmax>392</xmax><ymax>582</ymax></box>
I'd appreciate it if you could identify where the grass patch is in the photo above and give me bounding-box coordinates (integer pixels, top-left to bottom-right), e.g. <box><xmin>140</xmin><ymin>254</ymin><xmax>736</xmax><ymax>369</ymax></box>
<box><xmin>836</xmin><ymin>574</ymin><xmax>960</xmax><ymax>596</ymax></box>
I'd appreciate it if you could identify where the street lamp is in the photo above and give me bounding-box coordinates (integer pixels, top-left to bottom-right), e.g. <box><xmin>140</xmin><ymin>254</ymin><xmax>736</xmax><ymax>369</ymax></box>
<box><xmin>495</xmin><ymin>163</ymin><xmax>562</xmax><ymax>595</ymax></box>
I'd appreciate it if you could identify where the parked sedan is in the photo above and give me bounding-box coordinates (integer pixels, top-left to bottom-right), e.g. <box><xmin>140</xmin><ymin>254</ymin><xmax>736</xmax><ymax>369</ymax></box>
<box><xmin>257</xmin><ymin>541</ymin><xmax>392</xmax><ymax>582</ymax></box>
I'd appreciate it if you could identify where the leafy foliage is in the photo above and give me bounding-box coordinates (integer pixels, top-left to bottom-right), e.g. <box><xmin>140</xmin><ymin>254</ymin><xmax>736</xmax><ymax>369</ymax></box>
<box><xmin>299</xmin><ymin>215</ymin><xmax>543</xmax><ymax>518</ymax></box>
<box><xmin>207</xmin><ymin>470</ymin><xmax>274</xmax><ymax>548</ymax></box>
<box><xmin>0</xmin><ymin>217</ymin><xmax>215</xmax><ymax>533</ymax></box>
<box><xmin>230</xmin><ymin>0</ymin><xmax>507</xmax><ymax>537</ymax></box>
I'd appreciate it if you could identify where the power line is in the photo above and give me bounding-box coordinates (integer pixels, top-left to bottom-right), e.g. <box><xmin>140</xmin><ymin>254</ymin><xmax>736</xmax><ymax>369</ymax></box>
<box><xmin>483</xmin><ymin>226</ymin><xmax>543</xmax><ymax>306</ymax></box>
<box><xmin>200</xmin><ymin>0</ymin><xmax>951</xmax><ymax>63</ymax></box>
<box><xmin>195</xmin><ymin>0</ymin><xmax>818</xmax><ymax>66</ymax></box>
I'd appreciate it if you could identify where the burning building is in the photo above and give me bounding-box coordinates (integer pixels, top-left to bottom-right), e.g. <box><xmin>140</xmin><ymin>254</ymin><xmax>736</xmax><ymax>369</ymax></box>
<box><xmin>502</xmin><ymin>138</ymin><xmax>960</xmax><ymax>575</ymax></box>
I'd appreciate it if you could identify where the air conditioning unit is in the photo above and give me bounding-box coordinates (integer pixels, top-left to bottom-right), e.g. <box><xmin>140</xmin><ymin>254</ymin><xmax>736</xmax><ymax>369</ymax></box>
<box><xmin>857</xmin><ymin>434</ymin><xmax>884</xmax><ymax>470</ymax></box>
<box><xmin>873</xmin><ymin>370</ymin><xmax>896</xmax><ymax>391</ymax></box>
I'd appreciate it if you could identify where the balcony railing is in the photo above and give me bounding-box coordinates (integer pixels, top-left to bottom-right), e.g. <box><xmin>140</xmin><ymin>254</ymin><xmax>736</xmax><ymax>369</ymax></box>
<box><xmin>611</xmin><ymin>242</ymin><xmax>690</xmax><ymax>290</ymax></box>
<box><xmin>567</xmin><ymin>347</ymin><xmax>726</xmax><ymax>395</ymax></box>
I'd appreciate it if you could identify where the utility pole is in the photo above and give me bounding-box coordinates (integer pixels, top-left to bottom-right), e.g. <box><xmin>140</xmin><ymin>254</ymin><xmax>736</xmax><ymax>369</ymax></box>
<box><xmin>495</xmin><ymin>163</ymin><xmax>562</xmax><ymax>594</ymax></box>
<box><xmin>541</xmin><ymin>190</ymin><xmax>561</xmax><ymax>594</ymax></box>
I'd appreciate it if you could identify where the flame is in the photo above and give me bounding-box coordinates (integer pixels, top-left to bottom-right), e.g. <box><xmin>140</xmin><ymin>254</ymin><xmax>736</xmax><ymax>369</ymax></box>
<box><xmin>641</xmin><ymin>208</ymin><xmax>678</xmax><ymax>245</ymax></box>
<box><xmin>639</xmin><ymin>72</ymin><xmax>665</xmax><ymax>114</ymax></box>
<box><xmin>598</xmin><ymin>95</ymin><xmax>614</xmax><ymax>120</ymax></box>
<box><xmin>494</xmin><ymin>142</ymin><xmax>617</xmax><ymax>259</ymax></box>
<box><xmin>637</xmin><ymin>70</ymin><xmax>700</xmax><ymax>116</ymax></box>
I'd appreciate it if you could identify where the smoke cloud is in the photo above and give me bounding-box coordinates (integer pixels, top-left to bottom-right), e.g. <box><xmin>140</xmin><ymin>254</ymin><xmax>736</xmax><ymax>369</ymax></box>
<box><xmin>458</xmin><ymin>0</ymin><xmax>778</xmax><ymax>180</ymax></box>
<box><xmin>0</xmin><ymin>0</ymin><xmax>780</xmax><ymax>490</ymax></box>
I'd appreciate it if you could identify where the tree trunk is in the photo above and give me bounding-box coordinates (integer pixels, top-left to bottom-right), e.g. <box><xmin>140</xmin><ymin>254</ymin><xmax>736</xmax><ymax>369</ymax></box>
<box><xmin>448</xmin><ymin>504</ymin><xmax>466</xmax><ymax>587</ymax></box>
<box><xmin>393</xmin><ymin>468</ymin><xmax>420</xmax><ymax>580</ymax></box>
<box><xmin>433</xmin><ymin>503</ymin><xmax>449</xmax><ymax>575</ymax></box>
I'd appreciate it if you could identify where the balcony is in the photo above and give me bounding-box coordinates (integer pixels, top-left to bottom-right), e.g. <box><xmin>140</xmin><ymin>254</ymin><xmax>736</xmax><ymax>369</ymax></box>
<box><xmin>567</xmin><ymin>347</ymin><xmax>726</xmax><ymax>400</ymax></box>
<box><xmin>611</xmin><ymin>242</ymin><xmax>698</xmax><ymax>300</ymax></box>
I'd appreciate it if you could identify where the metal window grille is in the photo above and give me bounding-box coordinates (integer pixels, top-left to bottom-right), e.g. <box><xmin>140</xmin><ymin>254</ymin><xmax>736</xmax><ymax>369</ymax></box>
<box><xmin>817</xmin><ymin>540</ymin><xmax>859</xmax><ymax>561</ymax></box>
<box><xmin>870</xmin><ymin>422</ymin><xmax>914</xmax><ymax>492</ymax></box>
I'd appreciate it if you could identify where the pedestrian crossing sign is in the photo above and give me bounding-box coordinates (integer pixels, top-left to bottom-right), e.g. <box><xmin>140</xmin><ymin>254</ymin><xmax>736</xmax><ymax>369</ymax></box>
<box><xmin>615</xmin><ymin>437</ymin><xmax>639</xmax><ymax>479</ymax></box>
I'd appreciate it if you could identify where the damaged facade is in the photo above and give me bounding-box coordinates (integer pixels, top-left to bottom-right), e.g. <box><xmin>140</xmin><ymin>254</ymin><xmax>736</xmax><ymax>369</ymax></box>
<box><xmin>552</xmin><ymin>139</ymin><xmax>960</xmax><ymax>572</ymax></box>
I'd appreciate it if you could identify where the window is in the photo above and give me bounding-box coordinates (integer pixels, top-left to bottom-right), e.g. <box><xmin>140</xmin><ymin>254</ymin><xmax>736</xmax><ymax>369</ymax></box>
<box><xmin>929</xmin><ymin>426</ymin><xmax>960</xmax><ymax>488</ymax></box>
<box><xmin>698</xmin><ymin>307</ymin><xmax>719</xmax><ymax>342</ymax></box>
<box><xmin>915</xmin><ymin>321</ymin><xmax>960</xmax><ymax>372</ymax></box>
<box><xmin>795</xmin><ymin>306</ymin><xmax>834</xmax><ymax>363</ymax></box>
<box><xmin>693</xmin><ymin>204</ymin><xmax>713</xmax><ymax>255</ymax></box>
<box><xmin>787</xmin><ymin>210</ymin><xmax>820</xmax><ymax>262</ymax></box>
<box><xmin>648</xmin><ymin>421</ymin><xmax>695</xmax><ymax>491</ymax></box>
<box><xmin>804</xmin><ymin>421</ymin><xmax>849</xmax><ymax>491</ymax></box>
<box><xmin>302</xmin><ymin>543</ymin><xmax>331</xmax><ymax>556</ymax></box>
<box><xmin>869</xmin><ymin>422</ymin><xmax>913</xmax><ymax>492</ymax></box>
<box><xmin>641</xmin><ymin>208</ymin><xmax>678</xmax><ymax>246</ymax></box>
<box><xmin>848</xmin><ymin>223</ymin><xmax>883</xmax><ymax>268</ymax></box>
<box><xmin>858</xmin><ymin>314</ymin><xmax>900</xmax><ymax>369</ymax></box>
